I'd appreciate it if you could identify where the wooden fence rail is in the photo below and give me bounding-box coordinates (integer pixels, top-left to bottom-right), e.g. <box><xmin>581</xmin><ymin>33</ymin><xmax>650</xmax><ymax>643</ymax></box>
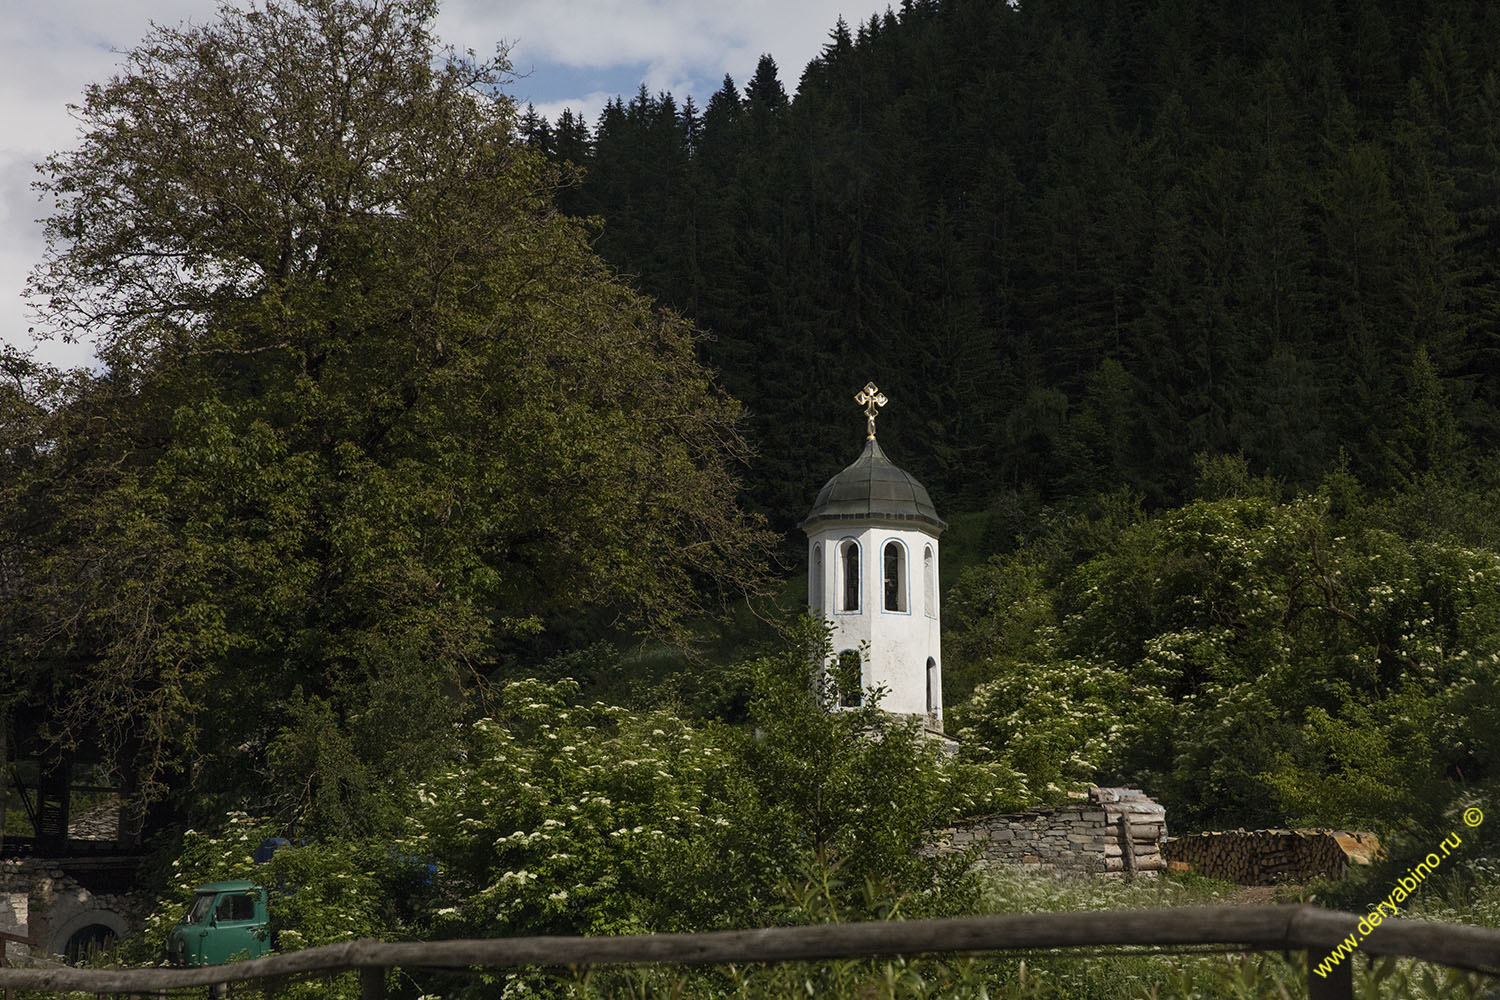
<box><xmin>0</xmin><ymin>904</ymin><xmax>1495</xmax><ymax>999</ymax></box>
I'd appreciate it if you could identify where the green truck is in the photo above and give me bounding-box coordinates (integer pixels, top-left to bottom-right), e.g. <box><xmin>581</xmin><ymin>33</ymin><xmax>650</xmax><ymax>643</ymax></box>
<box><xmin>165</xmin><ymin>880</ymin><xmax>272</xmax><ymax>967</ymax></box>
<box><xmin>165</xmin><ymin>839</ymin><xmax>430</xmax><ymax>968</ymax></box>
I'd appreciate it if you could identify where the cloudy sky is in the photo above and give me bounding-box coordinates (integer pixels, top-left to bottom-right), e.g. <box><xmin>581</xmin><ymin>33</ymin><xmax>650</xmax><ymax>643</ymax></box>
<box><xmin>1</xmin><ymin>0</ymin><xmax>885</xmax><ymax>371</ymax></box>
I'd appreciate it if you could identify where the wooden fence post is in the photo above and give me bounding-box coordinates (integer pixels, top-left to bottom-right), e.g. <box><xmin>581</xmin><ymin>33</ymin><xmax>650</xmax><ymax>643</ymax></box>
<box><xmin>1120</xmin><ymin>814</ymin><xmax>1137</xmax><ymax>877</ymax></box>
<box><xmin>359</xmin><ymin>965</ymin><xmax>387</xmax><ymax>1000</ymax></box>
<box><xmin>1</xmin><ymin>929</ymin><xmax>36</xmax><ymax>1000</ymax></box>
<box><xmin>1307</xmin><ymin>950</ymin><xmax>1353</xmax><ymax>1000</ymax></box>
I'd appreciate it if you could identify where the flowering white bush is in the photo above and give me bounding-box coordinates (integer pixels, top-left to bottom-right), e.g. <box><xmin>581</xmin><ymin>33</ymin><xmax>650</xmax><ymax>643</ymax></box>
<box><xmin>395</xmin><ymin>621</ymin><xmax>1022</xmax><ymax>975</ymax></box>
<box><xmin>134</xmin><ymin>812</ymin><xmax>399</xmax><ymax>999</ymax></box>
<box><xmin>403</xmin><ymin>676</ymin><xmax>737</xmax><ymax>937</ymax></box>
<box><xmin>950</xmin><ymin>487</ymin><xmax>1500</xmax><ymax>831</ymax></box>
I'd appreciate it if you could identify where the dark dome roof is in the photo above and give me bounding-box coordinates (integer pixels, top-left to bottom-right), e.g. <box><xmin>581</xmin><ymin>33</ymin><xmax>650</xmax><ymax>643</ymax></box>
<box><xmin>800</xmin><ymin>438</ymin><xmax>945</xmax><ymax>533</ymax></box>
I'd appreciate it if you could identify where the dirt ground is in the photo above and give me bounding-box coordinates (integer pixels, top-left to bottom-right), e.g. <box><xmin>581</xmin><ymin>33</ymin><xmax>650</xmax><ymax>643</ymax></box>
<box><xmin>1221</xmin><ymin>884</ymin><xmax>1311</xmax><ymax>906</ymax></box>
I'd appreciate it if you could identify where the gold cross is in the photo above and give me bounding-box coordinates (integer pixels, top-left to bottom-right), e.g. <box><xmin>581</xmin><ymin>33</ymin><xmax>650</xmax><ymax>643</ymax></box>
<box><xmin>855</xmin><ymin>381</ymin><xmax>888</xmax><ymax>440</ymax></box>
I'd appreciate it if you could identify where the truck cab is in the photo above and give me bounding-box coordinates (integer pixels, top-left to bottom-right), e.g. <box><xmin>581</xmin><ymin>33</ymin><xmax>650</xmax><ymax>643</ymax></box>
<box><xmin>166</xmin><ymin>880</ymin><xmax>270</xmax><ymax>967</ymax></box>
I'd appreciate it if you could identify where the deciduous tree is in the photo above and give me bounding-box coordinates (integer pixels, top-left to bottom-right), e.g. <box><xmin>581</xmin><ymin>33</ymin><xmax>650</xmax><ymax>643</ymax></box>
<box><xmin>7</xmin><ymin>0</ymin><xmax>770</xmax><ymax>834</ymax></box>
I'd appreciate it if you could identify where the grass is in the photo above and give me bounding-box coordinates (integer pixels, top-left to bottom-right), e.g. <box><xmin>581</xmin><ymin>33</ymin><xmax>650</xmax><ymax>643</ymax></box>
<box><xmin>17</xmin><ymin>867</ymin><xmax>1498</xmax><ymax>999</ymax></box>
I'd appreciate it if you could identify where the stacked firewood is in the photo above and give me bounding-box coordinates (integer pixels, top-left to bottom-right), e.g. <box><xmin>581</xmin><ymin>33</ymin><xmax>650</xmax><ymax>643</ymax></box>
<box><xmin>1096</xmin><ymin>787</ymin><xmax>1168</xmax><ymax>874</ymax></box>
<box><xmin>1161</xmin><ymin>829</ymin><xmax>1381</xmax><ymax>885</ymax></box>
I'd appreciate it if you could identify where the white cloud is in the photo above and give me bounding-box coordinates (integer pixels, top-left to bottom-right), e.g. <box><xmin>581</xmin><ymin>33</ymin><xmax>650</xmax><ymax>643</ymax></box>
<box><xmin>0</xmin><ymin>0</ymin><xmax>221</xmax><ymax>370</ymax></box>
<box><xmin>440</xmin><ymin>0</ymin><xmax>873</xmax><ymax>111</ymax></box>
<box><xmin>527</xmin><ymin>91</ymin><xmax>617</xmax><ymax>128</ymax></box>
<box><xmin>1</xmin><ymin>0</ymin><xmax>883</xmax><ymax>372</ymax></box>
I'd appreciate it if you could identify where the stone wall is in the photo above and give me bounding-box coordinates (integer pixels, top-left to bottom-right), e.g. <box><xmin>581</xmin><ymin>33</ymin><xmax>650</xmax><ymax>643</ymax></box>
<box><xmin>1162</xmin><ymin>829</ymin><xmax>1381</xmax><ymax>885</ymax></box>
<box><xmin>925</xmin><ymin>786</ymin><xmax>1166</xmax><ymax>874</ymax></box>
<box><xmin>0</xmin><ymin>857</ymin><xmax>140</xmax><ymax>962</ymax></box>
<box><xmin>0</xmin><ymin>890</ymin><xmax>27</xmax><ymax>947</ymax></box>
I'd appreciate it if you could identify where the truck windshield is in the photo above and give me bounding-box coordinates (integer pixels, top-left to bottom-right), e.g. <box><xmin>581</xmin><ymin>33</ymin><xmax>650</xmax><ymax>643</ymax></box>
<box><xmin>186</xmin><ymin>894</ymin><xmax>216</xmax><ymax>924</ymax></box>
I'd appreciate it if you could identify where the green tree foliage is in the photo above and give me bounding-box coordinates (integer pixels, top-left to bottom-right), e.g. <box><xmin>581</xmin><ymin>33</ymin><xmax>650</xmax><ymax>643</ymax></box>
<box><xmin>5</xmin><ymin>0</ymin><xmax>770</xmax><ymax>835</ymax></box>
<box><xmin>132</xmin><ymin>814</ymin><xmax>406</xmax><ymax>999</ymax></box>
<box><xmin>949</xmin><ymin>473</ymin><xmax>1500</xmax><ymax>831</ymax></box>
<box><xmin>1384</xmin><ymin>345</ymin><xmax>1467</xmax><ymax>486</ymax></box>
<box><xmin>408</xmin><ymin>681</ymin><xmax>738</xmax><ymax>941</ymax></box>
<box><xmin>832</xmin><ymin>647</ymin><xmax>864</xmax><ymax>707</ymax></box>
<box><xmin>522</xmin><ymin>0</ymin><xmax>1500</xmax><ymax>526</ymax></box>
<box><xmin>402</xmin><ymin>623</ymin><xmax>1016</xmax><ymax>951</ymax></box>
<box><xmin>140</xmin><ymin>624</ymin><xmax>1021</xmax><ymax>997</ymax></box>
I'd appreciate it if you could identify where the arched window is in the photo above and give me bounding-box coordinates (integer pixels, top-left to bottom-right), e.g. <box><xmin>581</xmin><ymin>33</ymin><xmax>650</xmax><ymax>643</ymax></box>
<box><xmin>926</xmin><ymin>657</ymin><xmax>937</xmax><ymax>715</ymax></box>
<box><xmin>883</xmin><ymin>540</ymin><xmax>907</xmax><ymax>612</ymax></box>
<box><xmin>810</xmin><ymin>546</ymin><xmax>824</xmax><ymax>612</ymax></box>
<box><xmin>835</xmin><ymin>649</ymin><xmax>863</xmax><ymax>707</ymax></box>
<box><xmin>923</xmin><ymin>545</ymin><xmax>936</xmax><ymax>617</ymax></box>
<box><xmin>840</xmin><ymin>540</ymin><xmax>860</xmax><ymax>612</ymax></box>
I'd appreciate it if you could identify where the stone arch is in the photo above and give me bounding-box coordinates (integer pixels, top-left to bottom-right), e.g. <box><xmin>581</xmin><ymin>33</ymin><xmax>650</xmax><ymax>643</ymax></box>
<box><xmin>838</xmin><ymin>537</ymin><xmax>861</xmax><ymax>612</ymax></box>
<box><xmin>48</xmin><ymin>907</ymin><xmax>128</xmax><ymax>964</ymax></box>
<box><xmin>923</xmin><ymin>545</ymin><xmax>936</xmax><ymax>617</ymax></box>
<box><xmin>882</xmin><ymin>538</ymin><xmax>908</xmax><ymax>613</ymax></box>
<box><xmin>926</xmin><ymin>656</ymin><xmax>938</xmax><ymax>715</ymax></box>
<box><xmin>834</xmin><ymin>648</ymin><xmax>863</xmax><ymax>707</ymax></box>
<box><xmin>811</xmin><ymin>545</ymin><xmax>824</xmax><ymax>612</ymax></box>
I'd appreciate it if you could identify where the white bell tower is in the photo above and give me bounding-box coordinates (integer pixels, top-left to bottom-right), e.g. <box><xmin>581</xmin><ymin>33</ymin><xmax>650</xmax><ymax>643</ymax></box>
<box><xmin>801</xmin><ymin>382</ymin><xmax>946</xmax><ymax>728</ymax></box>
